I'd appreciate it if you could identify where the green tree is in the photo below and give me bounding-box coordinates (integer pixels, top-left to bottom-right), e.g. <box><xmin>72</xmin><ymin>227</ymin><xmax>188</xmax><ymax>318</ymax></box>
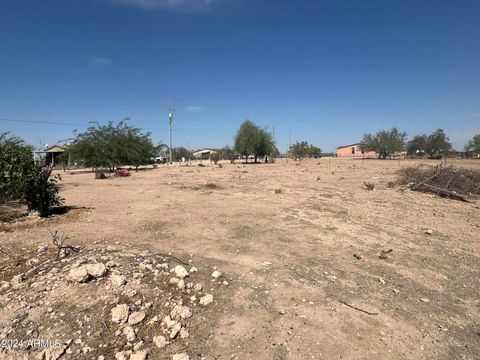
<box><xmin>360</xmin><ymin>128</ymin><xmax>407</xmax><ymax>159</ymax></box>
<box><xmin>0</xmin><ymin>133</ymin><xmax>63</xmax><ymax>217</ymax></box>
<box><xmin>407</xmin><ymin>135</ymin><xmax>427</xmax><ymax>156</ymax></box>
<box><xmin>234</xmin><ymin>120</ymin><xmax>277</xmax><ymax>163</ymax></box>
<box><xmin>289</xmin><ymin>141</ymin><xmax>322</xmax><ymax>158</ymax></box>
<box><xmin>69</xmin><ymin>120</ymin><xmax>157</xmax><ymax>170</ymax></box>
<box><xmin>465</xmin><ymin>134</ymin><xmax>480</xmax><ymax>155</ymax></box>
<box><xmin>425</xmin><ymin>129</ymin><xmax>452</xmax><ymax>158</ymax></box>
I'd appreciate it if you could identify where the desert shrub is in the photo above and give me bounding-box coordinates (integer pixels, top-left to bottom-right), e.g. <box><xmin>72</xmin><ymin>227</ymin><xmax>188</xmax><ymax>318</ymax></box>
<box><xmin>210</xmin><ymin>151</ymin><xmax>221</xmax><ymax>164</ymax></box>
<box><xmin>397</xmin><ymin>164</ymin><xmax>480</xmax><ymax>197</ymax></box>
<box><xmin>0</xmin><ymin>133</ymin><xmax>63</xmax><ymax>217</ymax></box>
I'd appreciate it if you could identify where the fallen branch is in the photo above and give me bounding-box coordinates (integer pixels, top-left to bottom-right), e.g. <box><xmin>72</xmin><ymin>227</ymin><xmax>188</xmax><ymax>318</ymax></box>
<box><xmin>339</xmin><ymin>300</ymin><xmax>378</xmax><ymax>315</ymax></box>
<box><xmin>412</xmin><ymin>183</ymin><xmax>470</xmax><ymax>202</ymax></box>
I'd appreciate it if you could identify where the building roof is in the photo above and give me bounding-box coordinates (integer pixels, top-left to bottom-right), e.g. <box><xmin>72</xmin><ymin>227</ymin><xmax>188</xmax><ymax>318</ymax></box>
<box><xmin>336</xmin><ymin>143</ymin><xmax>361</xmax><ymax>149</ymax></box>
<box><xmin>193</xmin><ymin>148</ymin><xmax>217</xmax><ymax>154</ymax></box>
<box><xmin>43</xmin><ymin>145</ymin><xmax>66</xmax><ymax>153</ymax></box>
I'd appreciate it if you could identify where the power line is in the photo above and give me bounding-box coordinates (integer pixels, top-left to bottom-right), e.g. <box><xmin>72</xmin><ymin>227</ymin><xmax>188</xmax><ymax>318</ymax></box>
<box><xmin>0</xmin><ymin>117</ymin><xmax>90</xmax><ymax>127</ymax></box>
<box><xmin>0</xmin><ymin>117</ymin><xmax>233</xmax><ymax>143</ymax></box>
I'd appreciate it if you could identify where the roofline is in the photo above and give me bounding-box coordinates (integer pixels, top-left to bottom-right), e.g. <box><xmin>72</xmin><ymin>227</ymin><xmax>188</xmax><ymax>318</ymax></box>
<box><xmin>336</xmin><ymin>143</ymin><xmax>361</xmax><ymax>149</ymax></box>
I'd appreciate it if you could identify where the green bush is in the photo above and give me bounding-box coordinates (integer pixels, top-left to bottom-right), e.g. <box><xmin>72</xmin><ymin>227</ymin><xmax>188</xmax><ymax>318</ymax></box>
<box><xmin>0</xmin><ymin>133</ymin><xmax>63</xmax><ymax>217</ymax></box>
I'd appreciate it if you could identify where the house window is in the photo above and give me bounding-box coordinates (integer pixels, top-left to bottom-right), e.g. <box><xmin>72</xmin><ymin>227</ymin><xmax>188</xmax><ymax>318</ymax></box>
<box><xmin>352</xmin><ymin>147</ymin><xmax>355</xmax><ymax>155</ymax></box>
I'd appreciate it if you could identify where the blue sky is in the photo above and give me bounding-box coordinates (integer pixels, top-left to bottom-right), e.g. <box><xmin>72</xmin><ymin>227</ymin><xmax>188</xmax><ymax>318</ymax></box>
<box><xmin>1</xmin><ymin>0</ymin><xmax>479</xmax><ymax>152</ymax></box>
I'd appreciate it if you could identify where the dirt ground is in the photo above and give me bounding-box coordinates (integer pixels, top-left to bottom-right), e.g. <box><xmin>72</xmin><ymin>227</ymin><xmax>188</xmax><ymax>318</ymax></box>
<box><xmin>1</xmin><ymin>158</ymin><xmax>479</xmax><ymax>360</ymax></box>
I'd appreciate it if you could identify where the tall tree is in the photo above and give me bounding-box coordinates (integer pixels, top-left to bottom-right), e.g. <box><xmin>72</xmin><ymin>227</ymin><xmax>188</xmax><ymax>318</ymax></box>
<box><xmin>69</xmin><ymin>120</ymin><xmax>157</xmax><ymax>170</ymax></box>
<box><xmin>234</xmin><ymin>120</ymin><xmax>277</xmax><ymax>163</ymax></box>
<box><xmin>360</xmin><ymin>128</ymin><xmax>407</xmax><ymax>159</ymax></box>
<box><xmin>407</xmin><ymin>135</ymin><xmax>428</xmax><ymax>155</ymax></box>
<box><xmin>465</xmin><ymin>134</ymin><xmax>480</xmax><ymax>155</ymax></box>
<box><xmin>425</xmin><ymin>129</ymin><xmax>452</xmax><ymax>158</ymax></box>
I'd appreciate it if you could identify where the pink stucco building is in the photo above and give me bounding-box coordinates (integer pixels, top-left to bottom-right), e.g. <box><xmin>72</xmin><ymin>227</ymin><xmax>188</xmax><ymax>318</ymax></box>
<box><xmin>336</xmin><ymin>143</ymin><xmax>377</xmax><ymax>158</ymax></box>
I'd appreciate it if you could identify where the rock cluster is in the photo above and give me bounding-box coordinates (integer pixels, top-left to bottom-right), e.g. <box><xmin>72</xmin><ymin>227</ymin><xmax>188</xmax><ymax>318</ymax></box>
<box><xmin>0</xmin><ymin>246</ymin><xmax>226</xmax><ymax>360</ymax></box>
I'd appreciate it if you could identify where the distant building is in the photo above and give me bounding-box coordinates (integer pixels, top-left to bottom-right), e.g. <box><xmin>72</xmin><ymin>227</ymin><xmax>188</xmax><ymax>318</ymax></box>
<box><xmin>336</xmin><ymin>143</ymin><xmax>377</xmax><ymax>158</ymax></box>
<box><xmin>34</xmin><ymin>145</ymin><xmax>66</xmax><ymax>166</ymax></box>
<box><xmin>193</xmin><ymin>148</ymin><xmax>217</xmax><ymax>160</ymax></box>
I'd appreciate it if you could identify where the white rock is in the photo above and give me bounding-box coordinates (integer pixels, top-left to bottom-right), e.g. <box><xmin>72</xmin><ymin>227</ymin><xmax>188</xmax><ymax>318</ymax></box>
<box><xmin>153</xmin><ymin>335</ymin><xmax>168</xmax><ymax>349</ymax></box>
<box><xmin>170</xmin><ymin>305</ymin><xmax>192</xmax><ymax>320</ymax></box>
<box><xmin>193</xmin><ymin>283</ymin><xmax>202</xmax><ymax>291</ymax></box>
<box><xmin>211</xmin><ymin>270</ymin><xmax>222</xmax><ymax>279</ymax></box>
<box><xmin>130</xmin><ymin>350</ymin><xmax>148</xmax><ymax>360</ymax></box>
<box><xmin>69</xmin><ymin>267</ymin><xmax>89</xmax><ymax>283</ymax></box>
<box><xmin>163</xmin><ymin>316</ymin><xmax>177</xmax><ymax>328</ymax></box>
<box><xmin>85</xmin><ymin>263</ymin><xmax>107</xmax><ymax>278</ymax></box>
<box><xmin>128</xmin><ymin>311</ymin><xmax>146</xmax><ymax>326</ymax></box>
<box><xmin>169</xmin><ymin>323</ymin><xmax>181</xmax><ymax>339</ymax></box>
<box><xmin>111</xmin><ymin>304</ymin><xmax>130</xmax><ymax>323</ymax></box>
<box><xmin>174</xmin><ymin>265</ymin><xmax>189</xmax><ymax>279</ymax></box>
<box><xmin>123</xmin><ymin>326</ymin><xmax>136</xmax><ymax>342</ymax></box>
<box><xmin>115</xmin><ymin>352</ymin><xmax>128</xmax><ymax>360</ymax></box>
<box><xmin>189</xmin><ymin>267</ymin><xmax>198</xmax><ymax>273</ymax></box>
<box><xmin>110</xmin><ymin>274</ymin><xmax>127</xmax><ymax>287</ymax></box>
<box><xmin>177</xmin><ymin>279</ymin><xmax>185</xmax><ymax>290</ymax></box>
<box><xmin>172</xmin><ymin>353</ymin><xmax>190</xmax><ymax>360</ymax></box>
<box><xmin>199</xmin><ymin>294</ymin><xmax>213</xmax><ymax>306</ymax></box>
<box><xmin>179</xmin><ymin>327</ymin><xmax>189</xmax><ymax>339</ymax></box>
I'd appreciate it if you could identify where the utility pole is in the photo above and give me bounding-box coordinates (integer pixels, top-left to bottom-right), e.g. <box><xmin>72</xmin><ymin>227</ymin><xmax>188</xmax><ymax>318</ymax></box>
<box><xmin>168</xmin><ymin>97</ymin><xmax>174</xmax><ymax>164</ymax></box>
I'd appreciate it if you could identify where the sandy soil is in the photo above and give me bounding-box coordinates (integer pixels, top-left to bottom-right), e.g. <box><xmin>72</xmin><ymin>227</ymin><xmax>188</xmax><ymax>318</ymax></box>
<box><xmin>1</xmin><ymin>158</ymin><xmax>479</xmax><ymax>359</ymax></box>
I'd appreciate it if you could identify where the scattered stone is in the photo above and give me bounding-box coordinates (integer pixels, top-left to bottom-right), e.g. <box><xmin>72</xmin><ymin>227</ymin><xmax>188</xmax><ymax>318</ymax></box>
<box><xmin>110</xmin><ymin>274</ymin><xmax>127</xmax><ymax>287</ymax></box>
<box><xmin>111</xmin><ymin>304</ymin><xmax>130</xmax><ymax>323</ymax></box>
<box><xmin>37</xmin><ymin>244</ymin><xmax>49</xmax><ymax>253</ymax></box>
<box><xmin>86</xmin><ymin>263</ymin><xmax>107</xmax><ymax>278</ymax></box>
<box><xmin>425</xmin><ymin>229</ymin><xmax>433</xmax><ymax>235</ymax></box>
<box><xmin>199</xmin><ymin>294</ymin><xmax>213</xmax><ymax>306</ymax></box>
<box><xmin>378</xmin><ymin>277</ymin><xmax>386</xmax><ymax>284</ymax></box>
<box><xmin>171</xmin><ymin>305</ymin><xmax>192</xmax><ymax>320</ymax></box>
<box><xmin>130</xmin><ymin>350</ymin><xmax>148</xmax><ymax>360</ymax></box>
<box><xmin>179</xmin><ymin>327</ymin><xmax>189</xmax><ymax>339</ymax></box>
<box><xmin>11</xmin><ymin>274</ymin><xmax>25</xmax><ymax>289</ymax></box>
<box><xmin>69</xmin><ymin>263</ymin><xmax>107</xmax><ymax>283</ymax></box>
<box><xmin>123</xmin><ymin>326</ymin><xmax>136</xmax><ymax>342</ymax></box>
<box><xmin>177</xmin><ymin>279</ymin><xmax>185</xmax><ymax>290</ymax></box>
<box><xmin>174</xmin><ymin>265</ymin><xmax>189</xmax><ymax>279</ymax></box>
<box><xmin>420</xmin><ymin>298</ymin><xmax>429</xmax><ymax>303</ymax></box>
<box><xmin>115</xmin><ymin>352</ymin><xmax>128</xmax><ymax>360</ymax></box>
<box><xmin>153</xmin><ymin>335</ymin><xmax>168</xmax><ymax>349</ymax></box>
<box><xmin>170</xmin><ymin>322</ymin><xmax>182</xmax><ymax>339</ymax></box>
<box><xmin>193</xmin><ymin>283</ymin><xmax>202</xmax><ymax>291</ymax></box>
<box><xmin>172</xmin><ymin>353</ymin><xmax>189</xmax><ymax>360</ymax></box>
<box><xmin>128</xmin><ymin>311</ymin><xmax>146</xmax><ymax>326</ymax></box>
<box><xmin>211</xmin><ymin>270</ymin><xmax>222</xmax><ymax>279</ymax></box>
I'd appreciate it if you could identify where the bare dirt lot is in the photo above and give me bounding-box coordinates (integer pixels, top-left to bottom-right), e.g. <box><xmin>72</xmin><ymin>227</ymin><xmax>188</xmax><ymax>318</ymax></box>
<box><xmin>1</xmin><ymin>158</ymin><xmax>479</xmax><ymax>360</ymax></box>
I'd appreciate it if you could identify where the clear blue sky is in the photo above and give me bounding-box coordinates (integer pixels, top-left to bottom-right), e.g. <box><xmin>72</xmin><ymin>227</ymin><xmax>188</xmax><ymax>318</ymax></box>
<box><xmin>1</xmin><ymin>0</ymin><xmax>479</xmax><ymax>152</ymax></box>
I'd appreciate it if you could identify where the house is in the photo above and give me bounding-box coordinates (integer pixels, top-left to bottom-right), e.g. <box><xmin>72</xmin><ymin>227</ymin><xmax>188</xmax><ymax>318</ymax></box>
<box><xmin>336</xmin><ymin>143</ymin><xmax>377</xmax><ymax>158</ymax></box>
<box><xmin>34</xmin><ymin>145</ymin><xmax>66</xmax><ymax>166</ymax></box>
<box><xmin>193</xmin><ymin>148</ymin><xmax>217</xmax><ymax>160</ymax></box>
